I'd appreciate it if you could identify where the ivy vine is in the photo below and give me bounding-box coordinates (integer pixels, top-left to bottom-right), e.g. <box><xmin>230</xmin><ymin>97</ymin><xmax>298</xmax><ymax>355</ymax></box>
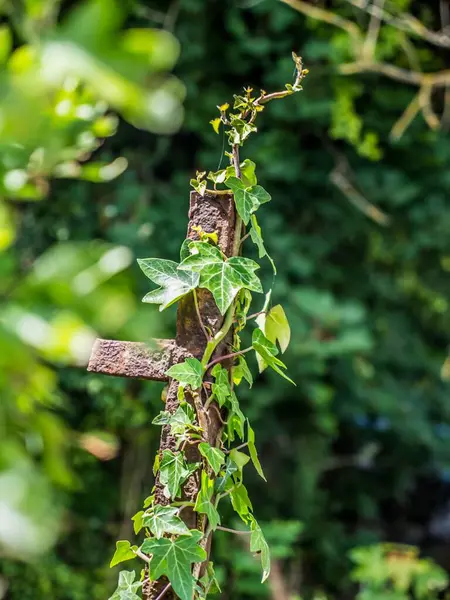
<box><xmin>109</xmin><ymin>53</ymin><xmax>308</xmax><ymax>600</ymax></box>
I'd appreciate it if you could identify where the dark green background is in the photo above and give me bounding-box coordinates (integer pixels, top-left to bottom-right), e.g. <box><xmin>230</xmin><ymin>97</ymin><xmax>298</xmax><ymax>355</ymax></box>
<box><xmin>3</xmin><ymin>1</ymin><xmax>450</xmax><ymax>598</ymax></box>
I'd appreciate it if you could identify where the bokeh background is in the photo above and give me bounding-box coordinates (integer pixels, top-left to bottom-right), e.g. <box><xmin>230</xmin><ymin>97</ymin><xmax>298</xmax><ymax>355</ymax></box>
<box><xmin>2</xmin><ymin>0</ymin><xmax>450</xmax><ymax>598</ymax></box>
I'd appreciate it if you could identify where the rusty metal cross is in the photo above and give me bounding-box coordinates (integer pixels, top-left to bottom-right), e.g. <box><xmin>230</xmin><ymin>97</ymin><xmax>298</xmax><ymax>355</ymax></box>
<box><xmin>87</xmin><ymin>190</ymin><xmax>237</xmax><ymax>600</ymax></box>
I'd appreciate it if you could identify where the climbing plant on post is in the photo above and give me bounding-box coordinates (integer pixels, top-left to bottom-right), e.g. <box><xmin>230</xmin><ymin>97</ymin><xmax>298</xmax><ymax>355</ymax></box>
<box><xmin>96</xmin><ymin>53</ymin><xmax>308</xmax><ymax>600</ymax></box>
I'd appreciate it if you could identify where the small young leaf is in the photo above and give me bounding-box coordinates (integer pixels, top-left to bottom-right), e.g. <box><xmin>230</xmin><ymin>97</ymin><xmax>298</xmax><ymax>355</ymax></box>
<box><xmin>233</xmin><ymin>356</ymin><xmax>253</xmax><ymax>388</ymax></box>
<box><xmin>138</xmin><ymin>258</ymin><xmax>199</xmax><ymax>311</ymax></box>
<box><xmin>210</xmin><ymin>118</ymin><xmax>222</xmax><ymax>134</ymax></box>
<box><xmin>252</xmin><ymin>328</ymin><xmax>295</xmax><ymax>385</ymax></box>
<box><xmin>109</xmin><ymin>570</ymin><xmax>141</xmax><ymax>600</ymax></box>
<box><xmin>229</xmin><ymin>448</ymin><xmax>250</xmax><ymax>472</ymax></box>
<box><xmin>250</xmin><ymin>516</ymin><xmax>271</xmax><ymax>582</ymax></box>
<box><xmin>216</xmin><ymin>457</ymin><xmax>239</xmax><ymax>494</ymax></box>
<box><xmin>153</xmin><ymin>405</ymin><xmax>198</xmax><ymax>437</ymax></box>
<box><xmin>180</xmin><ymin>238</ymin><xmax>192</xmax><ymax>262</ymax></box>
<box><xmin>132</xmin><ymin>511</ymin><xmax>144</xmax><ymax>535</ymax></box>
<box><xmin>250</xmin><ymin>214</ymin><xmax>276</xmax><ymax>273</ymax></box>
<box><xmin>159</xmin><ymin>450</ymin><xmax>191</xmax><ymax>499</ymax></box>
<box><xmin>152</xmin><ymin>411</ymin><xmax>172</xmax><ymax>426</ymax></box>
<box><xmin>227</xmin><ymin>117</ymin><xmax>256</xmax><ymax>145</ymax></box>
<box><xmin>230</xmin><ymin>483</ymin><xmax>253</xmax><ymax>523</ymax></box>
<box><xmin>142</xmin><ymin>530</ymin><xmax>206</xmax><ymax>600</ymax></box>
<box><xmin>166</xmin><ymin>358</ymin><xmax>203</xmax><ymax>390</ymax></box>
<box><xmin>153</xmin><ymin>453</ymin><xmax>160</xmax><ymax>477</ymax></box>
<box><xmin>240</xmin><ymin>159</ymin><xmax>257</xmax><ymax>187</ymax></box>
<box><xmin>207</xmin><ymin>169</ymin><xmax>227</xmax><ymax>185</ymax></box>
<box><xmin>199</xmin><ymin>562</ymin><xmax>222</xmax><ymax>595</ymax></box>
<box><xmin>194</xmin><ymin>471</ymin><xmax>220</xmax><ymax>530</ymax></box>
<box><xmin>110</xmin><ymin>541</ymin><xmax>137</xmax><ymax>568</ymax></box>
<box><xmin>190</xmin><ymin>177</ymin><xmax>207</xmax><ymax>196</ymax></box>
<box><xmin>211</xmin><ymin>364</ymin><xmax>233</xmax><ymax>407</ymax></box>
<box><xmin>247</xmin><ymin>421</ymin><xmax>266</xmax><ymax>481</ymax></box>
<box><xmin>143</xmin><ymin>505</ymin><xmax>190</xmax><ymax>539</ymax></box>
<box><xmin>227</xmin><ymin>177</ymin><xmax>271</xmax><ymax>225</ymax></box>
<box><xmin>199</xmin><ymin>442</ymin><xmax>225</xmax><ymax>476</ymax></box>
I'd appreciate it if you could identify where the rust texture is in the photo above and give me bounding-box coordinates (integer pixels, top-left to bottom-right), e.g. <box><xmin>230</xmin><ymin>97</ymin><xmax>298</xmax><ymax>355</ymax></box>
<box><xmin>147</xmin><ymin>191</ymin><xmax>237</xmax><ymax>600</ymax></box>
<box><xmin>87</xmin><ymin>338</ymin><xmax>189</xmax><ymax>381</ymax></box>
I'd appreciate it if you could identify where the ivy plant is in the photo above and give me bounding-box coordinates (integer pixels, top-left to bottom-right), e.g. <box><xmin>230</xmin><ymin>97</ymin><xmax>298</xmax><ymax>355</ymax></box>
<box><xmin>109</xmin><ymin>52</ymin><xmax>308</xmax><ymax>600</ymax></box>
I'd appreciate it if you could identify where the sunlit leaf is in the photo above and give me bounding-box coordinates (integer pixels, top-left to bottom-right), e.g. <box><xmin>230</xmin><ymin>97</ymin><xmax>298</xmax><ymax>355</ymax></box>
<box><xmin>143</xmin><ymin>505</ymin><xmax>190</xmax><ymax>539</ymax></box>
<box><xmin>194</xmin><ymin>471</ymin><xmax>220</xmax><ymax>530</ymax></box>
<box><xmin>142</xmin><ymin>530</ymin><xmax>206</xmax><ymax>600</ymax></box>
<box><xmin>250</xmin><ymin>516</ymin><xmax>271</xmax><ymax>582</ymax></box>
<box><xmin>247</xmin><ymin>421</ymin><xmax>266</xmax><ymax>481</ymax></box>
<box><xmin>227</xmin><ymin>177</ymin><xmax>271</xmax><ymax>225</ymax></box>
<box><xmin>179</xmin><ymin>241</ymin><xmax>262</xmax><ymax>314</ymax></box>
<box><xmin>138</xmin><ymin>258</ymin><xmax>199</xmax><ymax>311</ymax></box>
<box><xmin>110</xmin><ymin>540</ymin><xmax>137</xmax><ymax>568</ymax></box>
<box><xmin>165</xmin><ymin>358</ymin><xmax>203</xmax><ymax>390</ymax></box>
<box><xmin>252</xmin><ymin>328</ymin><xmax>295</xmax><ymax>384</ymax></box>
<box><xmin>159</xmin><ymin>449</ymin><xmax>191</xmax><ymax>499</ymax></box>
<box><xmin>199</xmin><ymin>442</ymin><xmax>225</xmax><ymax>476</ymax></box>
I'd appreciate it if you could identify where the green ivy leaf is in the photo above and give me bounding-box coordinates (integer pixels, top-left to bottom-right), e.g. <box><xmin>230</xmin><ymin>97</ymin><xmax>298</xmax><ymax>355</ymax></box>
<box><xmin>216</xmin><ymin>457</ymin><xmax>239</xmax><ymax>494</ymax></box>
<box><xmin>165</xmin><ymin>358</ymin><xmax>203</xmax><ymax>390</ymax></box>
<box><xmin>207</xmin><ymin>169</ymin><xmax>227</xmax><ymax>184</ymax></box>
<box><xmin>190</xmin><ymin>177</ymin><xmax>207</xmax><ymax>196</ymax></box>
<box><xmin>208</xmin><ymin>159</ymin><xmax>255</xmax><ymax>188</ymax></box>
<box><xmin>180</xmin><ymin>238</ymin><xmax>192</xmax><ymax>262</ymax></box>
<box><xmin>227</xmin><ymin>117</ymin><xmax>257</xmax><ymax>145</ymax></box>
<box><xmin>240</xmin><ymin>159</ymin><xmax>257</xmax><ymax>187</ymax></box>
<box><xmin>143</xmin><ymin>505</ymin><xmax>191</xmax><ymax>539</ymax></box>
<box><xmin>109</xmin><ymin>570</ymin><xmax>141</xmax><ymax>600</ymax></box>
<box><xmin>230</xmin><ymin>483</ymin><xmax>253</xmax><ymax>523</ymax></box>
<box><xmin>250</xmin><ymin>516</ymin><xmax>271</xmax><ymax>582</ymax></box>
<box><xmin>211</xmin><ymin>364</ymin><xmax>232</xmax><ymax>407</ymax></box>
<box><xmin>228</xmin><ymin>390</ymin><xmax>246</xmax><ymax>440</ymax></box>
<box><xmin>142</xmin><ymin>530</ymin><xmax>206</xmax><ymax>600</ymax></box>
<box><xmin>250</xmin><ymin>214</ymin><xmax>276</xmax><ymax>273</ymax></box>
<box><xmin>229</xmin><ymin>448</ymin><xmax>250</xmax><ymax>473</ymax></box>
<box><xmin>194</xmin><ymin>471</ymin><xmax>221</xmax><ymax>530</ymax></box>
<box><xmin>199</xmin><ymin>442</ymin><xmax>225</xmax><ymax>476</ymax></box>
<box><xmin>252</xmin><ymin>328</ymin><xmax>295</xmax><ymax>385</ymax></box>
<box><xmin>179</xmin><ymin>241</ymin><xmax>262</xmax><ymax>314</ymax></box>
<box><xmin>199</xmin><ymin>562</ymin><xmax>222</xmax><ymax>596</ymax></box>
<box><xmin>233</xmin><ymin>356</ymin><xmax>253</xmax><ymax>388</ymax></box>
<box><xmin>210</xmin><ymin>118</ymin><xmax>221</xmax><ymax>134</ymax></box>
<box><xmin>153</xmin><ymin>405</ymin><xmax>198</xmax><ymax>437</ymax></box>
<box><xmin>159</xmin><ymin>450</ymin><xmax>192</xmax><ymax>499</ymax></box>
<box><xmin>247</xmin><ymin>421</ymin><xmax>266</xmax><ymax>481</ymax></box>
<box><xmin>131</xmin><ymin>511</ymin><xmax>144</xmax><ymax>535</ymax></box>
<box><xmin>110</xmin><ymin>541</ymin><xmax>137</xmax><ymax>568</ymax></box>
<box><xmin>257</xmin><ymin>304</ymin><xmax>291</xmax><ymax>354</ymax></box>
<box><xmin>138</xmin><ymin>258</ymin><xmax>199</xmax><ymax>311</ymax></box>
<box><xmin>227</xmin><ymin>177</ymin><xmax>271</xmax><ymax>225</ymax></box>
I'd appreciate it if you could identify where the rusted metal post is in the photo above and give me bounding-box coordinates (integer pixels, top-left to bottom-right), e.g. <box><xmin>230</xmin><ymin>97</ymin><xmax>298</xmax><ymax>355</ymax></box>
<box><xmin>88</xmin><ymin>191</ymin><xmax>236</xmax><ymax>599</ymax></box>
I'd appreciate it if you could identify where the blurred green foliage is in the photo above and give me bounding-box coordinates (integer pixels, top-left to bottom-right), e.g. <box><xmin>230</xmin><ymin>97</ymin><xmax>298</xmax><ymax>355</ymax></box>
<box><xmin>2</xmin><ymin>0</ymin><xmax>450</xmax><ymax>599</ymax></box>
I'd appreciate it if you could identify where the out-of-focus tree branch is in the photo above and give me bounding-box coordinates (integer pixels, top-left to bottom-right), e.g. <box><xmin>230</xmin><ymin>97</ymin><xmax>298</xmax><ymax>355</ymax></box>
<box><xmin>281</xmin><ymin>0</ymin><xmax>450</xmax><ymax>136</ymax></box>
<box><xmin>343</xmin><ymin>0</ymin><xmax>450</xmax><ymax>48</ymax></box>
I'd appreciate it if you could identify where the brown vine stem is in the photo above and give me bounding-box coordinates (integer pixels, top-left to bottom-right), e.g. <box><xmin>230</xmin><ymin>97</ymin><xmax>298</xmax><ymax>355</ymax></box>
<box><xmin>154</xmin><ymin>583</ymin><xmax>172</xmax><ymax>600</ymax></box>
<box><xmin>216</xmin><ymin>526</ymin><xmax>251</xmax><ymax>535</ymax></box>
<box><xmin>205</xmin><ymin>347</ymin><xmax>252</xmax><ymax>372</ymax></box>
<box><xmin>135</xmin><ymin>548</ymin><xmax>151</xmax><ymax>564</ymax></box>
<box><xmin>239</xmin><ymin>231</ymin><xmax>251</xmax><ymax>247</ymax></box>
<box><xmin>224</xmin><ymin>442</ymin><xmax>248</xmax><ymax>454</ymax></box>
<box><xmin>209</xmin><ymin>402</ymin><xmax>227</xmax><ymax>425</ymax></box>
<box><xmin>193</xmin><ymin>288</ymin><xmax>210</xmax><ymax>341</ymax></box>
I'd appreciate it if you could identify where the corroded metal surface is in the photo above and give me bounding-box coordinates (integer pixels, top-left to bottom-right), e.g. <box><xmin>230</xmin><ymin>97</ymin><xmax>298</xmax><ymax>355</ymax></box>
<box><xmin>87</xmin><ymin>338</ymin><xmax>187</xmax><ymax>381</ymax></box>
